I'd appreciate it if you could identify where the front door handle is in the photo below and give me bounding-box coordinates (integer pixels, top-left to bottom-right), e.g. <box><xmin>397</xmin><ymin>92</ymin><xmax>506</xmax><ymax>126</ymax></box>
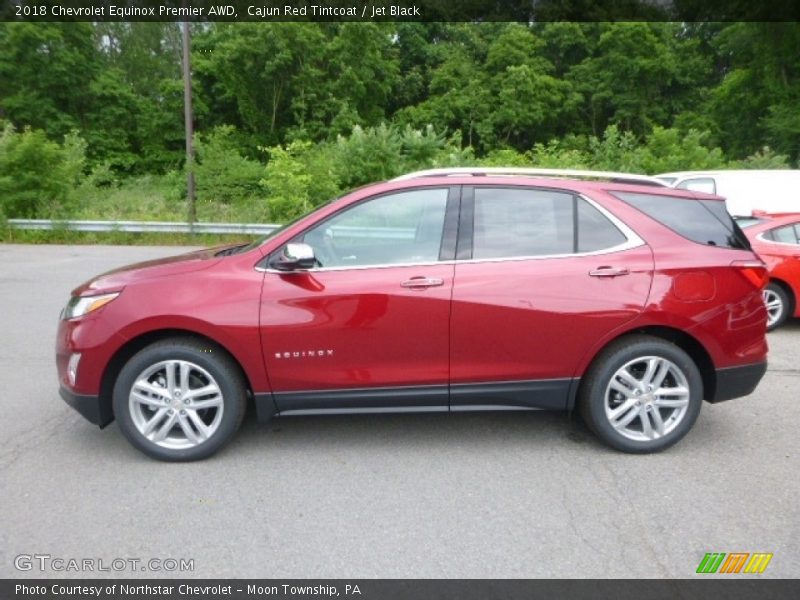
<box><xmin>589</xmin><ymin>266</ymin><xmax>630</xmax><ymax>277</ymax></box>
<box><xmin>401</xmin><ymin>276</ymin><xmax>444</xmax><ymax>289</ymax></box>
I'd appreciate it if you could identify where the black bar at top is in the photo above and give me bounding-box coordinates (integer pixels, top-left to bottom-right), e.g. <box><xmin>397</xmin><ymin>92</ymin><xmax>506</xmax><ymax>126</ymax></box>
<box><xmin>2</xmin><ymin>0</ymin><xmax>800</xmax><ymax>23</ymax></box>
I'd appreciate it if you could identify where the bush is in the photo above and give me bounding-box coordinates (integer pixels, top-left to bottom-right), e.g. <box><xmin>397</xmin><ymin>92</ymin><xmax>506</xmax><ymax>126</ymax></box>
<box><xmin>332</xmin><ymin>123</ymin><xmax>470</xmax><ymax>187</ymax></box>
<box><xmin>527</xmin><ymin>125</ymin><xmax>728</xmax><ymax>174</ymax></box>
<box><xmin>478</xmin><ymin>148</ymin><xmax>530</xmax><ymax>167</ymax></box>
<box><xmin>259</xmin><ymin>124</ymin><xmax>469</xmax><ymax>222</ymax></box>
<box><xmin>84</xmin><ymin>161</ymin><xmax>120</xmax><ymax>189</ymax></box>
<box><xmin>733</xmin><ymin>146</ymin><xmax>791</xmax><ymax>169</ymax></box>
<box><xmin>260</xmin><ymin>140</ymin><xmax>339</xmax><ymax>222</ymax></box>
<box><xmin>638</xmin><ymin>127</ymin><xmax>726</xmax><ymax>173</ymax></box>
<box><xmin>194</xmin><ymin>126</ymin><xmax>264</xmax><ymax>204</ymax></box>
<box><xmin>528</xmin><ymin>136</ymin><xmax>592</xmax><ymax>169</ymax></box>
<box><xmin>62</xmin><ymin>130</ymin><xmax>88</xmax><ymax>187</ymax></box>
<box><xmin>332</xmin><ymin>124</ymin><xmax>405</xmax><ymax>187</ymax></box>
<box><xmin>260</xmin><ymin>141</ymin><xmax>314</xmax><ymax>220</ymax></box>
<box><xmin>0</xmin><ymin>124</ymin><xmax>84</xmax><ymax>218</ymax></box>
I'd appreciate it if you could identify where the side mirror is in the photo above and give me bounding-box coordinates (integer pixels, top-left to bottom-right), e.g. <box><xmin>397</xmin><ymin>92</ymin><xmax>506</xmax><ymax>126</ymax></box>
<box><xmin>270</xmin><ymin>243</ymin><xmax>316</xmax><ymax>272</ymax></box>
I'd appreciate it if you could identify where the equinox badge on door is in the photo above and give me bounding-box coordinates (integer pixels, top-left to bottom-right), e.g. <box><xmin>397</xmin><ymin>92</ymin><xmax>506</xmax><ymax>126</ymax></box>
<box><xmin>274</xmin><ymin>350</ymin><xmax>335</xmax><ymax>359</ymax></box>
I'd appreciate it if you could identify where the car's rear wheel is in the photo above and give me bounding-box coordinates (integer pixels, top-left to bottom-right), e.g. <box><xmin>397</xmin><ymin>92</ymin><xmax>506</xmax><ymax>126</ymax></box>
<box><xmin>113</xmin><ymin>338</ymin><xmax>246</xmax><ymax>461</ymax></box>
<box><xmin>763</xmin><ymin>282</ymin><xmax>790</xmax><ymax>331</ymax></box>
<box><xmin>579</xmin><ymin>335</ymin><xmax>703</xmax><ymax>453</ymax></box>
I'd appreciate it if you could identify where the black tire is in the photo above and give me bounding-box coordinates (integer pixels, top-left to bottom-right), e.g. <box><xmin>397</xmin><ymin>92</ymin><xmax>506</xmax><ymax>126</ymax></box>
<box><xmin>113</xmin><ymin>337</ymin><xmax>247</xmax><ymax>461</ymax></box>
<box><xmin>579</xmin><ymin>335</ymin><xmax>703</xmax><ymax>454</ymax></box>
<box><xmin>764</xmin><ymin>282</ymin><xmax>791</xmax><ymax>331</ymax></box>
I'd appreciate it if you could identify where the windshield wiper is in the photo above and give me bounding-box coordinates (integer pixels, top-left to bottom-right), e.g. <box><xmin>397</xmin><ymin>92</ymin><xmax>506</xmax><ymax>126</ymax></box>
<box><xmin>215</xmin><ymin>244</ymin><xmax>249</xmax><ymax>257</ymax></box>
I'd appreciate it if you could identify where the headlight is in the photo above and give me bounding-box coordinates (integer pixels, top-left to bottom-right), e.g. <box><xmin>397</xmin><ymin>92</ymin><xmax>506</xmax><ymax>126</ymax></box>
<box><xmin>63</xmin><ymin>292</ymin><xmax>120</xmax><ymax>320</ymax></box>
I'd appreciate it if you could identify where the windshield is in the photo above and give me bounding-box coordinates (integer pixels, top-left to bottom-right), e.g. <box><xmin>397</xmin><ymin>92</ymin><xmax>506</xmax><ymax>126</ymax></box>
<box><xmin>221</xmin><ymin>202</ymin><xmax>334</xmax><ymax>256</ymax></box>
<box><xmin>250</xmin><ymin>212</ymin><xmax>311</xmax><ymax>250</ymax></box>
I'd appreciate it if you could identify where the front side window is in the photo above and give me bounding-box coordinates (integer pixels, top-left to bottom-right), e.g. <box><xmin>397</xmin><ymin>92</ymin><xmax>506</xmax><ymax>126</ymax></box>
<box><xmin>471</xmin><ymin>187</ymin><xmax>627</xmax><ymax>259</ymax></box>
<box><xmin>299</xmin><ymin>188</ymin><xmax>448</xmax><ymax>268</ymax></box>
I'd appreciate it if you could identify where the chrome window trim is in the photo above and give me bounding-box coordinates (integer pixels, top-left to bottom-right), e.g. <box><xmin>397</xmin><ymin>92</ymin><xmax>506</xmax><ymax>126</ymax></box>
<box><xmin>257</xmin><ymin>192</ymin><xmax>645</xmax><ymax>274</ymax></box>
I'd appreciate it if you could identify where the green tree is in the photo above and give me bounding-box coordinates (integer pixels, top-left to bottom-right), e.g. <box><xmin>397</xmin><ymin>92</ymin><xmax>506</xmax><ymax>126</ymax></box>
<box><xmin>93</xmin><ymin>23</ymin><xmax>185</xmax><ymax>171</ymax></box>
<box><xmin>397</xmin><ymin>38</ymin><xmax>491</xmax><ymax>148</ymax></box>
<box><xmin>708</xmin><ymin>23</ymin><xmax>800</xmax><ymax>160</ymax></box>
<box><xmin>195</xmin><ymin>23</ymin><xmax>327</xmax><ymax>145</ymax></box>
<box><xmin>567</xmin><ymin>23</ymin><xmax>710</xmax><ymax>136</ymax></box>
<box><xmin>0</xmin><ymin>23</ymin><xmax>99</xmax><ymax>139</ymax></box>
<box><xmin>481</xmin><ymin>24</ymin><xmax>577</xmax><ymax>148</ymax></box>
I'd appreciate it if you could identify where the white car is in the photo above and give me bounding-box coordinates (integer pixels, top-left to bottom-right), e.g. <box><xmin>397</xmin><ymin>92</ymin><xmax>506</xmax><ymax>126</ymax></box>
<box><xmin>656</xmin><ymin>170</ymin><xmax>800</xmax><ymax>216</ymax></box>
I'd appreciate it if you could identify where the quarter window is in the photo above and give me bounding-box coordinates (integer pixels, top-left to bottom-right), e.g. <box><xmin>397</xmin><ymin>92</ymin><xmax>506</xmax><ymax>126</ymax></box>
<box><xmin>300</xmin><ymin>188</ymin><xmax>448</xmax><ymax>268</ymax></box>
<box><xmin>471</xmin><ymin>187</ymin><xmax>627</xmax><ymax>259</ymax></box>
<box><xmin>577</xmin><ymin>198</ymin><xmax>628</xmax><ymax>252</ymax></box>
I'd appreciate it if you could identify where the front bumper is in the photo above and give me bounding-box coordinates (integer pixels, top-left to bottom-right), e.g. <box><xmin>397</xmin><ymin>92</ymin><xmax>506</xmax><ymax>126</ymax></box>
<box><xmin>707</xmin><ymin>361</ymin><xmax>768</xmax><ymax>403</ymax></box>
<box><xmin>60</xmin><ymin>386</ymin><xmax>114</xmax><ymax>428</ymax></box>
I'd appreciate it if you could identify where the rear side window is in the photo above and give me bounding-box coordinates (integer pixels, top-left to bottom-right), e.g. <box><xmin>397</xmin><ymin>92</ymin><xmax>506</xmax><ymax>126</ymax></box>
<box><xmin>613</xmin><ymin>192</ymin><xmax>750</xmax><ymax>250</ymax></box>
<box><xmin>473</xmin><ymin>188</ymin><xmax>573</xmax><ymax>258</ymax></box>
<box><xmin>472</xmin><ymin>187</ymin><xmax>628</xmax><ymax>259</ymax></box>
<box><xmin>765</xmin><ymin>224</ymin><xmax>800</xmax><ymax>244</ymax></box>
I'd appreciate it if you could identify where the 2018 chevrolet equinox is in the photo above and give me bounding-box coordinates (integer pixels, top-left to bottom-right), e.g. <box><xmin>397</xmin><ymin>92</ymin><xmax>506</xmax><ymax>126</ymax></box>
<box><xmin>56</xmin><ymin>168</ymin><xmax>768</xmax><ymax>460</ymax></box>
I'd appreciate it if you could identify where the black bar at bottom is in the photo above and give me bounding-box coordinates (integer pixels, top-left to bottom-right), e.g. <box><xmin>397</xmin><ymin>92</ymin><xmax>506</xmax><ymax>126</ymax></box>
<box><xmin>2</xmin><ymin>579</ymin><xmax>798</xmax><ymax>600</ymax></box>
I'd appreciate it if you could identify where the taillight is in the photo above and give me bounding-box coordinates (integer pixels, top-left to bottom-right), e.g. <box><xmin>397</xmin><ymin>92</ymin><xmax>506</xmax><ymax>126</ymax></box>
<box><xmin>730</xmin><ymin>260</ymin><xmax>769</xmax><ymax>289</ymax></box>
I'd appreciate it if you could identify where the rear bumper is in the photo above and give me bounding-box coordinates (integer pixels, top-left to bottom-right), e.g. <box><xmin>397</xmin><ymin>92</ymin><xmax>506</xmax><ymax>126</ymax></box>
<box><xmin>60</xmin><ymin>386</ymin><xmax>114</xmax><ymax>428</ymax></box>
<box><xmin>707</xmin><ymin>362</ymin><xmax>767</xmax><ymax>403</ymax></box>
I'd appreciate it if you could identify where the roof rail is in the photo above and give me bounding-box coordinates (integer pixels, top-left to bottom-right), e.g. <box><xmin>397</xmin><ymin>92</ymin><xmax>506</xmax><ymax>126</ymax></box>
<box><xmin>391</xmin><ymin>167</ymin><xmax>668</xmax><ymax>187</ymax></box>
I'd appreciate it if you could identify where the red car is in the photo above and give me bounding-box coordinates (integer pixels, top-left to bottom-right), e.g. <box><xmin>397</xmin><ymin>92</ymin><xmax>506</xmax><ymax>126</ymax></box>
<box><xmin>738</xmin><ymin>212</ymin><xmax>800</xmax><ymax>330</ymax></box>
<box><xmin>56</xmin><ymin>168</ymin><xmax>769</xmax><ymax>461</ymax></box>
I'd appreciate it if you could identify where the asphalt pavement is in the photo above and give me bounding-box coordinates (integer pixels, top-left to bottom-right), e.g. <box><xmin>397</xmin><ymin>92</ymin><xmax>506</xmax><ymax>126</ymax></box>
<box><xmin>1</xmin><ymin>244</ymin><xmax>798</xmax><ymax>578</ymax></box>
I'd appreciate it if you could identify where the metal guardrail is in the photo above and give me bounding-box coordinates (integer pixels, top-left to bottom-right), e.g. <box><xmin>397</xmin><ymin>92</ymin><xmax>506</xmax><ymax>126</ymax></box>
<box><xmin>6</xmin><ymin>220</ymin><xmax>423</xmax><ymax>240</ymax></box>
<box><xmin>6</xmin><ymin>219</ymin><xmax>280</xmax><ymax>235</ymax></box>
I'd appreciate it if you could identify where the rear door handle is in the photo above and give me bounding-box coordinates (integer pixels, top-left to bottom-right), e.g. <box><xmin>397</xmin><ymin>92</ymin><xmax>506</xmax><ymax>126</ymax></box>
<box><xmin>589</xmin><ymin>266</ymin><xmax>630</xmax><ymax>277</ymax></box>
<box><xmin>401</xmin><ymin>276</ymin><xmax>444</xmax><ymax>289</ymax></box>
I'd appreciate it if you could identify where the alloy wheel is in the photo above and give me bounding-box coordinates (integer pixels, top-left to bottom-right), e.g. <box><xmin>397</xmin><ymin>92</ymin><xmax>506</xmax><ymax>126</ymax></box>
<box><xmin>604</xmin><ymin>356</ymin><xmax>691</xmax><ymax>442</ymax></box>
<box><xmin>128</xmin><ymin>360</ymin><xmax>224</xmax><ymax>450</ymax></box>
<box><xmin>763</xmin><ymin>288</ymin><xmax>784</xmax><ymax>329</ymax></box>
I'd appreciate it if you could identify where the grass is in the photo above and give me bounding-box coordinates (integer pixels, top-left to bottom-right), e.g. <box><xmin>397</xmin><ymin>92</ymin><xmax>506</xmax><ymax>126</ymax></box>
<box><xmin>70</xmin><ymin>174</ymin><xmax>276</xmax><ymax>223</ymax></box>
<box><xmin>1</xmin><ymin>174</ymin><xmax>277</xmax><ymax>246</ymax></box>
<box><xmin>0</xmin><ymin>227</ymin><xmax>261</xmax><ymax>246</ymax></box>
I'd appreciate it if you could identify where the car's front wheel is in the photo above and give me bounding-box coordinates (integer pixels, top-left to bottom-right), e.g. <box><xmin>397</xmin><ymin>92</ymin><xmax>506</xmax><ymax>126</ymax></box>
<box><xmin>579</xmin><ymin>335</ymin><xmax>703</xmax><ymax>453</ymax></box>
<box><xmin>113</xmin><ymin>338</ymin><xmax>247</xmax><ymax>461</ymax></box>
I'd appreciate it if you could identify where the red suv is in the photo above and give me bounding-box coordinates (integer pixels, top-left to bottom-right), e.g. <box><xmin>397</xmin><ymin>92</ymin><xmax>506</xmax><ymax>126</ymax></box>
<box><xmin>56</xmin><ymin>168</ymin><xmax>769</xmax><ymax>461</ymax></box>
